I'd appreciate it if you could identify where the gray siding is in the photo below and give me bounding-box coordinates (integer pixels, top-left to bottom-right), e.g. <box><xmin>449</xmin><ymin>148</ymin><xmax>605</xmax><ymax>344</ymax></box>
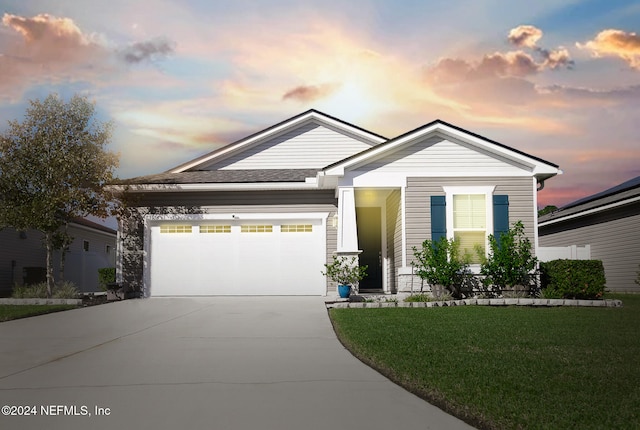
<box><xmin>405</xmin><ymin>176</ymin><xmax>535</xmax><ymax>266</ymax></box>
<box><xmin>64</xmin><ymin>225</ymin><xmax>117</xmax><ymax>293</ymax></box>
<box><xmin>0</xmin><ymin>226</ymin><xmax>115</xmax><ymax>295</ymax></box>
<box><xmin>134</xmin><ymin>190</ymin><xmax>337</xmax><ymax>208</ymax></box>
<box><xmin>539</xmin><ymin>202</ymin><xmax>640</xmax><ymax>292</ymax></box>
<box><xmin>203</xmin><ymin>122</ymin><xmax>376</xmax><ymax>170</ymax></box>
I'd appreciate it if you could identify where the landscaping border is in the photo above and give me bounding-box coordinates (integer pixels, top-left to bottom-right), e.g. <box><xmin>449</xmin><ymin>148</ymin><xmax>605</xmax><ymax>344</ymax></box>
<box><xmin>326</xmin><ymin>298</ymin><xmax>623</xmax><ymax>309</ymax></box>
<box><xmin>0</xmin><ymin>298</ymin><xmax>82</xmax><ymax>305</ymax></box>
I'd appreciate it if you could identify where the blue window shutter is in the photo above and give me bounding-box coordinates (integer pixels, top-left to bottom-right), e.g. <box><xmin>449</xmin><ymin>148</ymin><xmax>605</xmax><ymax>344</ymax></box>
<box><xmin>493</xmin><ymin>195</ymin><xmax>509</xmax><ymax>243</ymax></box>
<box><xmin>430</xmin><ymin>195</ymin><xmax>446</xmax><ymax>243</ymax></box>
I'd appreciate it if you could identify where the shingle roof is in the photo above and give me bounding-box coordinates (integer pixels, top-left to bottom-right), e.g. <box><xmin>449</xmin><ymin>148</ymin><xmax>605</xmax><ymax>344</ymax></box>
<box><xmin>561</xmin><ymin>175</ymin><xmax>640</xmax><ymax>210</ymax></box>
<box><xmin>539</xmin><ymin>175</ymin><xmax>640</xmax><ymax>223</ymax></box>
<box><xmin>115</xmin><ymin>169</ymin><xmax>320</xmax><ymax>185</ymax></box>
<box><xmin>70</xmin><ymin>217</ymin><xmax>117</xmax><ymax>235</ymax></box>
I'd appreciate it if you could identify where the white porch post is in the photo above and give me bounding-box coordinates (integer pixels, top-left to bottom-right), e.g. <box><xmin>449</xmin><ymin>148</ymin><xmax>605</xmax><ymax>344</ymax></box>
<box><xmin>337</xmin><ymin>187</ymin><xmax>359</xmax><ymax>253</ymax></box>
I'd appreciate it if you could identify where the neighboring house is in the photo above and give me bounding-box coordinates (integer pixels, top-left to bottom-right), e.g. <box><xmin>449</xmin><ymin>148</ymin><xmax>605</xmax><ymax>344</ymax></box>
<box><xmin>114</xmin><ymin>110</ymin><xmax>560</xmax><ymax>297</ymax></box>
<box><xmin>539</xmin><ymin>175</ymin><xmax>640</xmax><ymax>293</ymax></box>
<box><xmin>0</xmin><ymin>218</ymin><xmax>117</xmax><ymax>296</ymax></box>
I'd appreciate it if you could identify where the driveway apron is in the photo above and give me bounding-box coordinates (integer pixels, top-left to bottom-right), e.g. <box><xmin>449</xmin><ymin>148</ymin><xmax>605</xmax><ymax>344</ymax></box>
<box><xmin>0</xmin><ymin>297</ymin><xmax>473</xmax><ymax>430</ymax></box>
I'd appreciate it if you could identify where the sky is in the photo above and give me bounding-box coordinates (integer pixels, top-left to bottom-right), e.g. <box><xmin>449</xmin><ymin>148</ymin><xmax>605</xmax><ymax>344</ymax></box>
<box><xmin>0</xmin><ymin>0</ymin><xmax>639</xmax><ymax>210</ymax></box>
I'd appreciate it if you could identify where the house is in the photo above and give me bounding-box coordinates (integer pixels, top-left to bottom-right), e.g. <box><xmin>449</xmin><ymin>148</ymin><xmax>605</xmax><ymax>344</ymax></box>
<box><xmin>539</xmin><ymin>175</ymin><xmax>640</xmax><ymax>292</ymax></box>
<box><xmin>114</xmin><ymin>110</ymin><xmax>560</xmax><ymax>296</ymax></box>
<box><xmin>0</xmin><ymin>218</ymin><xmax>117</xmax><ymax>296</ymax></box>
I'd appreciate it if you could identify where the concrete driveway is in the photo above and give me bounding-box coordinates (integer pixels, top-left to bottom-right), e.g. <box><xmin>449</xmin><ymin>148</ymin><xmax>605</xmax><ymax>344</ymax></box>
<box><xmin>0</xmin><ymin>297</ymin><xmax>473</xmax><ymax>430</ymax></box>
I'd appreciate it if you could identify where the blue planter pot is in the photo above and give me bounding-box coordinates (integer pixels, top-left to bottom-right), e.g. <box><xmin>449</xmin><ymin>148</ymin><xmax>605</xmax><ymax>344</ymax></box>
<box><xmin>338</xmin><ymin>285</ymin><xmax>352</xmax><ymax>298</ymax></box>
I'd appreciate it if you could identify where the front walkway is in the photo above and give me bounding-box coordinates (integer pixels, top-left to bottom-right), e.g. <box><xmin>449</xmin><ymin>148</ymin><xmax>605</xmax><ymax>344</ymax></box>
<box><xmin>0</xmin><ymin>297</ymin><xmax>473</xmax><ymax>430</ymax></box>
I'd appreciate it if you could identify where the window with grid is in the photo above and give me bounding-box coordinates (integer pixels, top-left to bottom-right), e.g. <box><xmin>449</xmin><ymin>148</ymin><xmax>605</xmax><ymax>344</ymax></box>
<box><xmin>453</xmin><ymin>194</ymin><xmax>486</xmax><ymax>263</ymax></box>
<box><xmin>280</xmin><ymin>224</ymin><xmax>313</xmax><ymax>232</ymax></box>
<box><xmin>240</xmin><ymin>225</ymin><xmax>273</xmax><ymax>233</ymax></box>
<box><xmin>200</xmin><ymin>225</ymin><xmax>231</xmax><ymax>233</ymax></box>
<box><xmin>160</xmin><ymin>225</ymin><xmax>192</xmax><ymax>234</ymax></box>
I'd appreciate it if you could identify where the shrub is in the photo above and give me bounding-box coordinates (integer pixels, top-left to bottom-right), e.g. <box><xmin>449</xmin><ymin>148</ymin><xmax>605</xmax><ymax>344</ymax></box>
<box><xmin>404</xmin><ymin>293</ymin><xmax>431</xmax><ymax>302</ymax></box>
<box><xmin>52</xmin><ymin>281</ymin><xmax>80</xmax><ymax>299</ymax></box>
<box><xmin>412</xmin><ymin>236</ymin><xmax>470</xmax><ymax>298</ymax></box>
<box><xmin>478</xmin><ymin>220</ymin><xmax>537</xmax><ymax>293</ymax></box>
<box><xmin>98</xmin><ymin>267</ymin><xmax>116</xmax><ymax>291</ymax></box>
<box><xmin>12</xmin><ymin>283</ymin><xmax>48</xmax><ymax>298</ymax></box>
<box><xmin>635</xmin><ymin>263</ymin><xmax>640</xmax><ymax>287</ymax></box>
<box><xmin>539</xmin><ymin>259</ymin><xmax>606</xmax><ymax>299</ymax></box>
<box><xmin>12</xmin><ymin>281</ymin><xmax>80</xmax><ymax>299</ymax></box>
<box><xmin>322</xmin><ymin>256</ymin><xmax>368</xmax><ymax>287</ymax></box>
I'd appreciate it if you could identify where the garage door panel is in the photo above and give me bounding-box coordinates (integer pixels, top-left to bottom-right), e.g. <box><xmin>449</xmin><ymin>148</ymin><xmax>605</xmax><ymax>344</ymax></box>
<box><xmin>150</xmin><ymin>218</ymin><xmax>326</xmax><ymax>296</ymax></box>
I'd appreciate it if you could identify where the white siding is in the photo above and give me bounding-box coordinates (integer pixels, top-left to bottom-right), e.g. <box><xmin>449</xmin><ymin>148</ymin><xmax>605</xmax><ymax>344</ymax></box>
<box><xmin>359</xmin><ymin>136</ymin><xmax>528</xmax><ymax>176</ymax></box>
<box><xmin>204</xmin><ymin>121</ymin><xmax>376</xmax><ymax>170</ymax></box>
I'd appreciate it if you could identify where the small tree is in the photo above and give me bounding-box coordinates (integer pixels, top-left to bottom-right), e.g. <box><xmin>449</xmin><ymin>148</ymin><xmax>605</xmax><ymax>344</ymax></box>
<box><xmin>0</xmin><ymin>94</ymin><xmax>119</xmax><ymax>297</ymax></box>
<box><xmin>412</xmin><ymin>236</ymin><xmax>470</xmax><ymax>298</ymax></box>
<box><xmin>478</xmin><ymin>220</ymin><xmax>537</xmax><ymax>293</ymax></box>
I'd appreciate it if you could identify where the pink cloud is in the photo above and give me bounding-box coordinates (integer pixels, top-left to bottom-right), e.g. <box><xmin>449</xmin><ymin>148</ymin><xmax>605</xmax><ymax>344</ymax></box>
<box><xmin>282</xmin><ymin>83</ymin><xmax>340</xmax><ymax>102</ymax></box>
<box><xmin>577</xmin><ymin>29</ymin><xmax>640</xmax><ymax>70</ymax></box>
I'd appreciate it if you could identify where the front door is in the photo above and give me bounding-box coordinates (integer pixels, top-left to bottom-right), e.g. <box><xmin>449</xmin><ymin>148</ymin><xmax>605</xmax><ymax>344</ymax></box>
<box><xmin>356</xmin><ymin>207</ymin><xmax>382</xmax><ymax>291</ymax></box>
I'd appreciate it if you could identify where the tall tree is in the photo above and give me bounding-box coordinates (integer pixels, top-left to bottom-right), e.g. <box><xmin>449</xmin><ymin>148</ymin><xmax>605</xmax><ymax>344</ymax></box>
<box><xmin>0</xmin><ymin>94</ymin><xmax>119</xmax><ymax>297</ymax></box>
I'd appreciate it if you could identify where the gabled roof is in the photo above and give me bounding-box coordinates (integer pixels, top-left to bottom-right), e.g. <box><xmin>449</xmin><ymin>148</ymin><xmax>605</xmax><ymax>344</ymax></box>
<box><xmin>169</xmin><ymin>109</ymin><xmax>388</xmax><ymax>173</ymax></box>
<box><xmin>539</xmin><ymin>175</ymin><xmax>640</xmax><ymax>225</ymax></box>
<box><xmin>322</xmin><ymin>119</ymin><xmax>560</xmax><ymax>179</ymax></box>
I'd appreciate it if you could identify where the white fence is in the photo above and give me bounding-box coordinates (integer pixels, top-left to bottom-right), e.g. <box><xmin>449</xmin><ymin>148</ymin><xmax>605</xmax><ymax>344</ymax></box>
<box><xmin>537</xmin><ymin>245</ymin><xmax>591</xmax><ymax>262</ymax></box>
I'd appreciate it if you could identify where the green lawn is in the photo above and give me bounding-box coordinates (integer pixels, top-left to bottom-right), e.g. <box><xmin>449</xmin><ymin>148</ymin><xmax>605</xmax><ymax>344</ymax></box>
<box><xmin>329</xmin><ymin>294</ymin><xmax>640</xmax><ymax>430</ymax></box>
<box><xmin>0</xmin><ymin>304</ymin><xmax>78</xmax><ymax>322</ymax></box>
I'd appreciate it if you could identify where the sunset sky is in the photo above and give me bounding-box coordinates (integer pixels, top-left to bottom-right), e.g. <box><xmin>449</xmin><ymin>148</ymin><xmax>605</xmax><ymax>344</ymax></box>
<box><xmin>1</xmin><ymin>0</ymin><xmax>639</xmax><ymax>209</ymax></box>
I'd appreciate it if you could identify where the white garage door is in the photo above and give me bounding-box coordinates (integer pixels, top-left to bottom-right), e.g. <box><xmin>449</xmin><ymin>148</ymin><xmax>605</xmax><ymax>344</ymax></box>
<box><xmin>149</xmin><ymin>216</ymin><xmax>327</xmax><ymax>296</ymax></box>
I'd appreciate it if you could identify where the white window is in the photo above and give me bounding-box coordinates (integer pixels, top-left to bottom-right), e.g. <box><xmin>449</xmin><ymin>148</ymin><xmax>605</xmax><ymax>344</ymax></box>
<box><xmin>281</xmin><ymin>224</ymin><xmax>313</xmax><ymax>232</ymax></box>
<box><xmin>160</xmin><ymin>225</ymin><xmax>192</xmax><ymax>234</ymax></box>
<box><xmin>241</xmin><ymin>225</ymin><xmax>273</xmax><ymax>233</ymax></box>
<box><xmin>200</xmin><ymin>225</ymin><xmax>231</xmax><ymax>233</ymax></box>
<box><xmin>443</xmin><ymin>186</ymin><xmax>495</xmax><ymax>263</ymax></box>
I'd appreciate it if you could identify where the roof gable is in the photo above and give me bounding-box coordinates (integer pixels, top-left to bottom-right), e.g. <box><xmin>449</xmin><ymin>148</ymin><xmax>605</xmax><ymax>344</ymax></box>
<box><xmin>170</xmin><ymin>109</ymin><xmax>387</xmax><ymax>173</ymax></box>
<box><xmin>323</xmin><ymin>120</ymin><xmax>560</xmax><ymax>179</ymax></box>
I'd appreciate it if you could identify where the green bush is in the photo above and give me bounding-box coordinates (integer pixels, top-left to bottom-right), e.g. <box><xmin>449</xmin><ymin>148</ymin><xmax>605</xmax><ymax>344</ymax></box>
<box><xmin>98</xmin><ymin>267</ymin><xmax>116</xmax><ymax>291</ymax></box>
<box><xmin>539</xmin><ymin>259</ymin><xmax>606</xmax><ymax>299</ymax></box>
<box><xmin>321</xmin><ymin>256</ymin><xmax>368</xmax><ymax>287</ymax></box>
<box><xmin>478</xmin><ymin>220</ymin><xmax>537</xmax><ymax>293</ymax></box>
<box><xmin>412</xmin><ymin>236</ymin><xmax>470</xmax><ymax>298</ymax></box>
<box><xmin>12</xmin><ymin>283</ymin><xmax>48</xmax><ymax>298</ymax></box>
<box><xmin>635</xmin><ymin>263</ymin><xmax>640</xmax><ymax>287</ymax></box>
<box><xmin>52</xmin><ymin>281</ymin><xmax>80</xmax><ymax>299</ymax></box>
<box><xmin>12</xmin><ymin>281</ymin><xmax>80</xmax><ymax>299</ymax></box>
<box><xmin>404</xmin><ymin>292</ymin><xmax>453</xmax><ymax>302</ymax></box>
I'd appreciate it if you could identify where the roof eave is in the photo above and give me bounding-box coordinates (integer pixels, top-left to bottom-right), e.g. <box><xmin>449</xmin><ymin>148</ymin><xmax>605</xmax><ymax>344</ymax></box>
<box><xmin>109</xmin><ymin>182</ymin><xmax>326</xmax><ymax>193</ymax></box>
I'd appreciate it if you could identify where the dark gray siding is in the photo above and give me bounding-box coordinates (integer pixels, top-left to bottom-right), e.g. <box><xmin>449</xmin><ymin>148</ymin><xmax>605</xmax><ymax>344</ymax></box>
<box><xmin>539</xmin><ymin>201</ymin><xmax>640</xmax><ymax>292</ymax></box>
<box><xmin>405</xmin><ymin>176</ymin><xmax>535</xmax><ymax>266</ymax></box>
<box><xmin>0</xmin><ymin>228</ymin><xmax>46</xmax><ymax>296</ymax></box>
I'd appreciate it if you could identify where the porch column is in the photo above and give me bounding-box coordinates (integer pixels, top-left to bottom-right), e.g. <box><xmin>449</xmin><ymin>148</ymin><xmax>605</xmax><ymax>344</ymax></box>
<box><xmin>337</xmin><ymin>187</ymin><xmax>359</xmax><ymax>253</ymax></box>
